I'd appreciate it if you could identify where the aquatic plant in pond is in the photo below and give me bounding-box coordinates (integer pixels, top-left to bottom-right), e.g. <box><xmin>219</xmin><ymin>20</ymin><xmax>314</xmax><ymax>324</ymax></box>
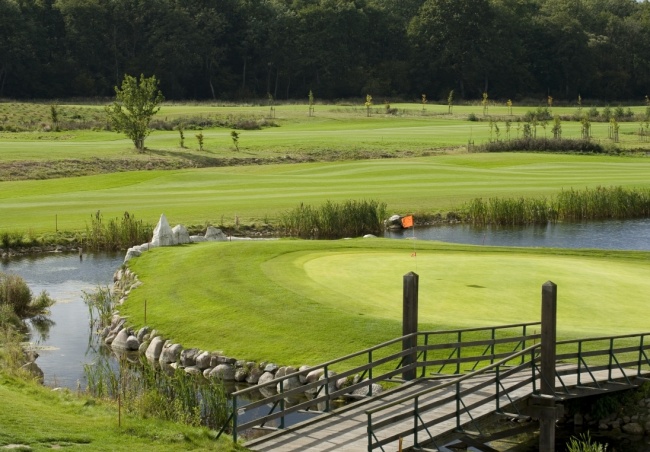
<box><xmin>85</xmin><ymin>211</ymin><xmax>152</xmax><ymax>251</ymax></box>
<box><xmin>465</xmin><ymin>186</ymin><xmax>650</xmax><ymax>226</ymax></box>
<box><xmin>279</xmin><ymin>199</ymin><xmax>387</xmax><ymax>239</ymax></box>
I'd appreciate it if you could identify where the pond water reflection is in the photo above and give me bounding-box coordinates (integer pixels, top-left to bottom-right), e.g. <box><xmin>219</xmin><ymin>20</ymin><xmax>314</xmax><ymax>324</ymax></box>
<box><xmin>386</xmin><ymin>218</ymin><xmax>650</xmax><ymax>251</ymax></box>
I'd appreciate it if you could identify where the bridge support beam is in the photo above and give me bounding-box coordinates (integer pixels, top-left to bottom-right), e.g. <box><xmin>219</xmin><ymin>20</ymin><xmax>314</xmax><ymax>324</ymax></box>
<box><xmin>402</xmin><ymin>272</ymin><xmax>419</xmax><ymax>381</ymax></box>
<box><xmin>540</xmin><ymin>281</ymin><xmax>557</xmax><ymax>451</ymax></box>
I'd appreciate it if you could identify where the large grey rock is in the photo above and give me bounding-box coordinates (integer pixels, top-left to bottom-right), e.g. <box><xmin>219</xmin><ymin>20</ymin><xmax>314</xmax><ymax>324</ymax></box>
<box><xmin>205</xmin><ymin>226</ymin><xmax>227</xmax><ymax>241</ymax></box>
<box><xmin>160</xmin><ymin>343</ymin><xmax>183</xmax><ymax>364</ymax></box>
<box><xmin>351</xmin><ymin>382</ymin><xmax>383</xmax><ymax>398</ymax></box>
<box><xmin>209</xmin><ymin>364</ymin><xmax>235</xmax><ymax>381</ymax></box>
<box><xmin>125</xmin><ymin>335</ymin><xmax>140</xmax><ymax>351</ymax></box>
<box><xmin>190</xmin><ymin>236</ymin><xmax>207</xmax><ymax>243</ymax></box>
<box><xmin>145</xmin><ymin>336</ymin><xmax>165</xmax><ymax>361</ymax></box>
<box><xmin>623</xmin><ymin>422</ymin><xmax>644</xmax><ymax>435</ymax></box>
<box><xmin>298</xmin><ymin>365</ymin><xmax>311</xmax><ymax>384</ymax></box>
<box><xmin>195</xmin><ymin>351</ymin><xmax>211</xmax><ymax>370</ymax></box>
<box><xmin>136</xmin><ymin>327</ymin><xmax>150</xmax><ymax>342</ymax></box>
<box><xmin>124</xmin><ymin>247</ymin><xmax>142</xmax><ymax>262</ymax></box>
<box><xmin>246</xmin><ymin>367</ymin><xmax>264</xmax><ymax>384</ymax></box>
<box><xmin>235</xmin><ymin>368</ymin><xmax>249</xmax><ymax>382</ymax></box>
<box><xmin>172</xmin><ymin>224</ymin><xmax>190</xmax><ymax>244</ymax></box>
<box><xmin>305</xmin><ymin>369</ymin><xmax>324</xmax><ymax>384</ymax></box>
<box><xmin>151</xmin><ymin>214</ymin><xmax>174</xmax><ymax>246</ymax></box>
<box><xmin>111</xmin><ymin>329</ymin><xmax>130</xmax><ymax>350</ymax></box>
<box><xmin>180</xmin><ymin>348</ymin><xmax>199</xmax><ymax>367</ymax></box>
<box><xmin>184</xmin><ymin>366</ymin><xmax>202</xmax><ymax>376</ymax></box>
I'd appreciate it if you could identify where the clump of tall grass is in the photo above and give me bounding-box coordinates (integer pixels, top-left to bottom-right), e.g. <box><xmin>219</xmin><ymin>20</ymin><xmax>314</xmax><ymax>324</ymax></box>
<box><xmin>83</xmin><ymin>286</ymin><xmax>114</xmax><ymax>331</ymax></box>
<box><xmin>478</xmin><ymin>138</ymin><xmax>606</xmax><ymax>154</ymax></box>
<box><xmin>554</xmin><ymin>186</ymin><xmax>650</xmax><ymax>221</ymax></box>
<box><xmin>85</xmin><ymin>211</ymin><xmax>152</xmax><ymax>251</ymax></box>
<box><xmin>84</xmin><ymin>354</ymin><xmax>228</xmax><ymax>429</ymax></box>
<box><xmin>566</xmin><ymin>432</ymin><xmax>607</xmax><ymax>452</ymax></box>
<box><xmin>465</xmin><ymin>186</ymin><xmax>650</xmax><ymax>226</ymax></box>
<box><xmin>279</xmin><ymin>199</ymin><xmax>387</xmax><ymax>239</ymax></box>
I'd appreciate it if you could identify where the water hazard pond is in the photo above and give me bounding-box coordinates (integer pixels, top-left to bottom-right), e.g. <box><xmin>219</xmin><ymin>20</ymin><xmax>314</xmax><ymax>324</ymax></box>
<box><xmin>3</xmin><ymin>218</ymin><xmax>649</xmax><ymax>389</ymax></box>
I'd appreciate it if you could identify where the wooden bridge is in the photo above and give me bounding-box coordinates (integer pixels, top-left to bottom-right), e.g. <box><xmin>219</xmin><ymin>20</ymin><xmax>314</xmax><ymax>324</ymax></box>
<box><xmin>215</xmin><ymin>281</ymin><xmax>650</xmax><ymax>451</ymax></box>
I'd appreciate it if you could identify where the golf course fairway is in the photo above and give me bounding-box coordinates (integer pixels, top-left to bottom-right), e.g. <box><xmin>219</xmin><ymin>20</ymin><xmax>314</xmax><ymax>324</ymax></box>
<box><xmin>121</xmin><ymin>239</ymin><xmax>650</xmax><ymax>367</ymax></box>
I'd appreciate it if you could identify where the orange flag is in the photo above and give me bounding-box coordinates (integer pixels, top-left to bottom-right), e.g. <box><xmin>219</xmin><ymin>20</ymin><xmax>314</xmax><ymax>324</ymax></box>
<box><xmin>401</xmin><ymin>215</ymin><xmax>414</xmax><ymax>228</ymax></box>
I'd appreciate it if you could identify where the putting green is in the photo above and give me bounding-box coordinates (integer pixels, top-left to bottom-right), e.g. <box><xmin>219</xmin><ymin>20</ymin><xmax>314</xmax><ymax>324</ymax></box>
<box><xmin>123</xmin><ymin>240</ymin><xmax>650</xmax><ymax>365</ymax></box>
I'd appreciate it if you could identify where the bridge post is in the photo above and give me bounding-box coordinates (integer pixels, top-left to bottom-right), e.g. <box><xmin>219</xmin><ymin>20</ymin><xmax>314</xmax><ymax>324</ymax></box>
<box><xmin>540</xmin><ymin>281</ymin><xmax>557</xmax><ymax>451</ymax></box>
<box><xmin>402</xmin><ymin>272</ymin><xmax>419</xmax><ymax>381</ymax></box>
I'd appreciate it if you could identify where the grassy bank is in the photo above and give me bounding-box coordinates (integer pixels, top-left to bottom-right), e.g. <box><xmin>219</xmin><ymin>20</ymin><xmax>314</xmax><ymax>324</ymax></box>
<box><xmin>121</xmin><ymin>239</ymin><xmax>650</xmax><ymax>367</ymax></box>
<box><xmin>0</xmin><ymin>372</ymin><xmax>243</xmax><ymax>451</ymax></box>
<box><xmin>1</xmin><ymin>101</ymin><xmax>649</xmax><ymax>182</ymax></box>
<box><xmin>2</xmin><ymin>153</ymin><xmax>650</xmax><ymax>235</ymax></box>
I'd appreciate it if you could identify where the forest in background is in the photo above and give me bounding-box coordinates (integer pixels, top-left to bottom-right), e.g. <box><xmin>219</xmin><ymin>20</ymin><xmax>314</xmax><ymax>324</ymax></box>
<box><xmin>1</xmin><ymin>0</ymin><xmax>650</xmax><ymax>102</ymax></box>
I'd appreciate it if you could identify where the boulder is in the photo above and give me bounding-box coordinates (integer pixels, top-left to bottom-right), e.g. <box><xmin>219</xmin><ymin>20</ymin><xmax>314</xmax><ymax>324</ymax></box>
<box><xmin>298</xmin><ymin>365</ymin><xmax>311</xmax><ymax>384</ymax></box>
<box><xmin>623</xmin><ymin>422</ymin><xmax>644</xmax><ymax>435</ymax></box>
<box><xmin>205</xmin><ymin>226</ymin><xmax>227</xmax><ymax>241</ymax></box>
<box><xmin>351</xmin><ymin>381</ymin><xmax>383</xmax><ymax>398</ymax></box>
<box><xmin>136</xmin><ymin>327</ymin><xmax>150</xmax><ymax>342</ymax></box>
<box><xmin>195</xmin><ymin>351</ymin><xmax>211</xmax><ymax>370</ymax></box>
<box><xmin>125</xmin><ymin>335</ymin><xmax>140</xmax><ymax>351</ymax></box>
<box><xmin>180</xmin><ymin>348</ymin><xmax>199</xmax><ymax>367</ymax></box>
<box><xmin>305</xmin><ymin>369</ymin><xmax>324</xmax><ymax>384</ymax></box>
<box><xmin>246</xmin><ymin>367</ymin><xmax>264</xmax><ymax>384</ymax></box>
<box><xmin>264</xmin><ymin>363</ymin><xmax>279</xmax><ymax>373</ymax></box>
<box><xmin>189</xmin><ymin>236</ymin><xmax>207</xmax><ymax>243</ymax></box>
<box><xmin>151</xmin><ymin>214</ymin><xmax>174</xmax><ymax>246</ymax></box>
<box><xmin>172</xmin><ymin>224</ymin><xmax>190</xmax><ymax>244</ymax></box>
<box><xmin>124</xmin><ymin>247</ymin><xmax>142</xmax><ymax>262</ymax></box>
<box><xmin>111</xmin><ymin>329</ymin><xmax>130</xmax><ymax>350</ymax></box>
<box><xmin>145</xmin><ymin>336</ymin><xmax>165</xmax><ymax>361</ymax></box>
<box><xmin>235</xmin><ymin>368</ymin><xmax>249</xmax><ymax>382</ymax></box>
<box><xmin>209</xmin><ymin>364</ymin><xmax>235</xmax><ymax>381</ymax></box>
<box><xmin>184</xmin><ymin>366</ymin><xmax>202</xmax><ymax>376</ymax></box>
<box><xmin>160</xmin><ymin>343</ymin><xmax>183</xmax><ymax>364</ymax></box>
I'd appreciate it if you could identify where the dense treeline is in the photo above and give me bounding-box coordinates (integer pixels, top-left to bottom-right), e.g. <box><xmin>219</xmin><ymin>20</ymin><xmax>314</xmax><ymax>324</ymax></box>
<box><xmin>2</xmin><ymin>0</ymin><xmax>650</xmax><ymax>101</ymax></box>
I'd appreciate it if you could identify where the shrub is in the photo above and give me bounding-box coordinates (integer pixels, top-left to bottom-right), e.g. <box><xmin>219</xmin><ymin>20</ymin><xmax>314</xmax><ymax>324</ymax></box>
<box><xmin>478</xmin><ymin>137</ymin><xmax>606</xmax><ymax>154</ymax></box>
<box><xmin>0</xmin><ymin>272</ymin><xmax>54</xmax><ymax>330</ymax></box>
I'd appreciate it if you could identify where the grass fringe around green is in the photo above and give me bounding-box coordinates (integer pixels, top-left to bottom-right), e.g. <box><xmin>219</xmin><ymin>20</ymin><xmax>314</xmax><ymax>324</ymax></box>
<box><xmin>465</xmin><ymin>186</ymin><xmax>650</xmax><ymax>226</ymax></box>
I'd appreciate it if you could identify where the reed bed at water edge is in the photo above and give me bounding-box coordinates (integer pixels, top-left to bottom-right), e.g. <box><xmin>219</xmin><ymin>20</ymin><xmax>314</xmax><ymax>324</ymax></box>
<box><xmin>85</xmin><ymin>211</ymin><xmax>152</xmax><ymax>251</ymax></box>
<box><xmin>466</xmin><ymin>186</ymin><xmax>650</xmax><ymax>226</ymax></box>
<box><xmin>84</xmin><ymin>354</ymin><xmax>229</xmax><ymax>429</ymax></box>
<box><xmin>279</xmin><ymin>199</ymin><xmax>387</xmax><ymax>239</ymax></box>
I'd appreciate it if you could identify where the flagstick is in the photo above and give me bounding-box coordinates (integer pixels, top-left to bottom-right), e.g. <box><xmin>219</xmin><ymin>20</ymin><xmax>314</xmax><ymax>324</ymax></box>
<box><xmin>412</xmin><ymin>219</ymin><xmax>417</xmax><ymax>273</ymax></box>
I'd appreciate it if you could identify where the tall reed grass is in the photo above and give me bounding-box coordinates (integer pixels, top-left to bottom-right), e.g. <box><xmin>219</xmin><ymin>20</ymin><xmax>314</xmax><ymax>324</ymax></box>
<box><xmin>85</xmin><ymin>211</ymin><xmax>152</xmax><ymax>251</ymax></box>
<box><xmin>466</xmin><ymin>186</ymin><xmax>650</xmax><ymax>226</ymax></box>
<box><xmin>84</xmin><ymin>353</ymin><xmax>229</xmax><ymax>429</ymax></box>
<box><xmin>279</xmin><ymin>199</ymin><xmax>387</xmax><ymax>239</ymax></box>
<box><xmin>83</xmin><ymin>286</ymin><xmax>114</xmax><ymax>331</ymax></box>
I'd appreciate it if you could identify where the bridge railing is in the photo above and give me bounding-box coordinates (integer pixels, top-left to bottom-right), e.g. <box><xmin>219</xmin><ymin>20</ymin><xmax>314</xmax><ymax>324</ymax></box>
<box><xmin>366</xmin><ymin>344</ymin><xmax>541</xmax><ymax>451</ymax></box>
<box><xmin>366</xmin><ymin>331</ymin><xmax>650</xmax><ymax>452</ymax></box>
<box><xmin>220</xmin><ymin>321</ymin><xmax>540</xmax><ymax>442</ymax></box>
<box><xmin>552</xmin><ymin>332</ymin><xmax>650</xmax><ymax>392</ymax></box>
<box><xmin>415</xmin><ymin>321</ymin><xmax>541</xmax><ymax>377</ymax></box>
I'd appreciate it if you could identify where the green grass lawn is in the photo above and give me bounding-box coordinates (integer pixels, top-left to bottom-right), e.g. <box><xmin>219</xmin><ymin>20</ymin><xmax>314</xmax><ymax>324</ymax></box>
<box><xmin>2</xmin><ymin>153</ymin><xmax>650</xmax><ymax>234</ymax></box>
<box><xmin>121</xmin><ymin>239</ymin><xmax>650</xmax><ymax>368</ymax></box>
<box><xmin>1</xmin><ymin>102</ymin><xmax>649</xmax><ymax>163</ymax></box>
<box><xmin>0</xmin><ymin>373</ymin><xmax>243</xmax><ymax>451</ymax></box>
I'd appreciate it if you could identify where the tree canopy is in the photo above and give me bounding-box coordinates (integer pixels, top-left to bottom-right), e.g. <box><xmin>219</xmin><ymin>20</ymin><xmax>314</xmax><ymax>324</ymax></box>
<box><xmin>105</xmin><ymin>74</ymin><xmax>164</xmax><ymax>151</ymax></box>
<box><xmin>2</xmin><ymin>0</ymin><xmax>650</xmax><ymax>101</ymax></box>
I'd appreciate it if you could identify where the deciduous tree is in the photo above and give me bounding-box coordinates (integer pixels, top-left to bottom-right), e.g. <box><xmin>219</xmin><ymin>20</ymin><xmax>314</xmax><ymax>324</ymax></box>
<box><xmin>106</xmin><ymin>74</ymin><xmax>164</xmax><ymax>152</ymax></box>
